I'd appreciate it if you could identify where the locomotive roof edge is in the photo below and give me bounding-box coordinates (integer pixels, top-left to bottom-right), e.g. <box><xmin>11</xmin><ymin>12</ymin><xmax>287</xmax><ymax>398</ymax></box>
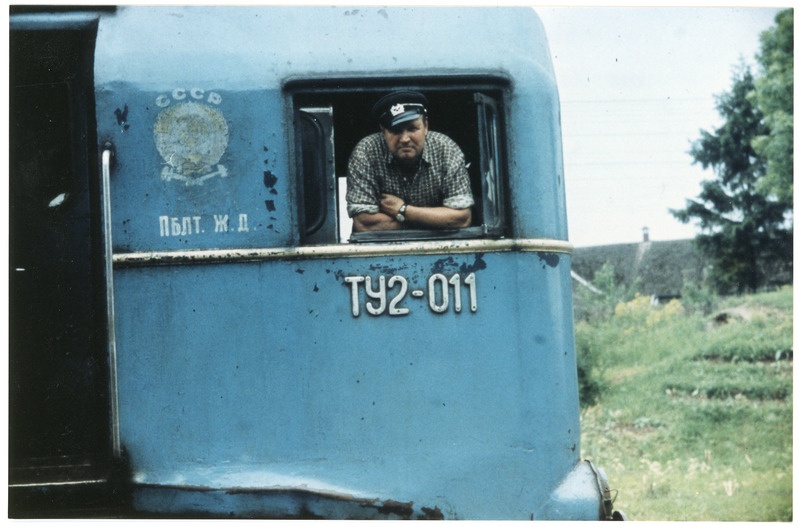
<box><xmin>91</xmin><ymin>6</ymin><xmax>557</xmax><ymax>91</ymax></box>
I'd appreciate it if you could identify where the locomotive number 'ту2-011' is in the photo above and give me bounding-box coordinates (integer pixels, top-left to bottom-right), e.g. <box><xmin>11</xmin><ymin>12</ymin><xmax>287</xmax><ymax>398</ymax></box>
<box><xmin>344</xmin><ymin>272</ymin><xmax>477</xmax><ymax>316</ymax></box>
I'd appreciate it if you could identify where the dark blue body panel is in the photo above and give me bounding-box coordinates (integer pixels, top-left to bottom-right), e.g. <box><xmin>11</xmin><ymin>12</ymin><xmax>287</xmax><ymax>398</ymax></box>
<box><xmin>114</xmin><ymin>251</ymin><xmax>580</xmax><ymax>518</ymax></box>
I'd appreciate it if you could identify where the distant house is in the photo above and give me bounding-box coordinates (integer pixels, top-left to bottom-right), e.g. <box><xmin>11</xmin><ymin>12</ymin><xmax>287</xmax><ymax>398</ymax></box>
<box><xmin>571</xmin><ymin>237</ymin><xmax>708</xmax><ymax>302</ymax></box>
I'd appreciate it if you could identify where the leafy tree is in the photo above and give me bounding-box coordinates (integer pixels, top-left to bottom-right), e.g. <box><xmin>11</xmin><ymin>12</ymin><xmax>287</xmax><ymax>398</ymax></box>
<box><xmin>671</xmin><ymin>66</ymin><xmax>792</xmax><ymax>294</ymax></box>
<box><xmin>751</xmin><ymin>9</ymin><xmax>793</xmax><ymax>203</ymax></box>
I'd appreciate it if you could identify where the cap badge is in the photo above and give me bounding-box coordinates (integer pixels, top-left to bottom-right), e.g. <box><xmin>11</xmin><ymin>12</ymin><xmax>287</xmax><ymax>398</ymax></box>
<box><xmin>390</xmin><ymin>103</ymin><xmax>405</xmax><ymax>117</ymax></box>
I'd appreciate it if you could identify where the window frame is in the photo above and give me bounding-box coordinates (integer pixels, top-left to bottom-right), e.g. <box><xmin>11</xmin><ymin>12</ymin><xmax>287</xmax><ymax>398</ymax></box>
<box><xmin>290</xmin><ymin>77</ymin><xmax>511</xmax><ymax>245</ymax></box>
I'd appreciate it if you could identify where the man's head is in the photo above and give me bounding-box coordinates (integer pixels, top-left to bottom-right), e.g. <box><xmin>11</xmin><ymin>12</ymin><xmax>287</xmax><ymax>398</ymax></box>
<box><xmin>371</xmin><ymin>91</ymin><xmax>430</xmax><ymax>167</ymax></box>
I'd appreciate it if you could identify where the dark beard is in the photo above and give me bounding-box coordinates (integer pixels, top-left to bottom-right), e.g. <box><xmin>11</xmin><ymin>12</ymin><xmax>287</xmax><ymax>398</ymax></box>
<box><xmin>395</xmin><ymin>154</ymin><xmax>421</xmax><ymax>174</ymax></box>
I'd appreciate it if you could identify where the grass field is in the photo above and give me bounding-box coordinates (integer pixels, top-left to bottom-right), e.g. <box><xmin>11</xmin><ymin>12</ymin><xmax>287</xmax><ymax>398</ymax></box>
<box><xmin>576</xmin><ymin>286</ymin><xmax>793</xmax><ymax>521</ymax></box>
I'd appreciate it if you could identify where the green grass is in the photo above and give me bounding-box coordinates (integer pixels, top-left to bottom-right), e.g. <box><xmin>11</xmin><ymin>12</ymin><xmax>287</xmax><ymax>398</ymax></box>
<box><xmin>577</xmin><ymin>286</ymin><xmax>793</xmax><ymax>521</ymax></box>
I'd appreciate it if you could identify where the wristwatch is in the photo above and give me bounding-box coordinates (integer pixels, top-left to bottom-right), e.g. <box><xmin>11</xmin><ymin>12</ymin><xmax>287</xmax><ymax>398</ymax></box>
<box><xmin>396</xmin><ymin>204</ymin><xmax>408</xmax><ymax>223</ymax></box>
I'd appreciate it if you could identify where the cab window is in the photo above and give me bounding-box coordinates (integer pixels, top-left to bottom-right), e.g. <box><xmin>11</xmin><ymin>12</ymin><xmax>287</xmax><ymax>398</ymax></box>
<box><xmin>291</xmin><ymin>80</ymin><xmax>509</xmax><ymax>244</ymax></box>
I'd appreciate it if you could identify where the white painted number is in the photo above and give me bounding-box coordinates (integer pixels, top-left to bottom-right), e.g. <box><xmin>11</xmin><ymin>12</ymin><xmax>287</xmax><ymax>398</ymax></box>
<box><xmin>364</xmin><ymin>275</ymin><xmax>387</xmax><ymax>316</ymax></box>
<box><xmin>428</xmin><ymin>274</ymin><xmax>449</xmax><ymax>313</ymax></box>
<box><xmin>464</xmin><ymin>272</ymin><xmax>478</xmax><ymax>312</ymax></box>
<box><xmin>344</xmin><ymin>276</ymin><xmax>365</xmax><ymax>317</ymax></box>
<box><xmin>388</xmin><ymin>275</ymin><xmax>410</xmax><ymax>316</ymax></box>
<box><xmin>345</xmin><ymin>272</ymin><xmax>477</xmax><ymax>317</ymax></box>
<box><xmin>449</xmin><ymin>273</ymin><xmax>462</xmax><ymax>313</ymax></box>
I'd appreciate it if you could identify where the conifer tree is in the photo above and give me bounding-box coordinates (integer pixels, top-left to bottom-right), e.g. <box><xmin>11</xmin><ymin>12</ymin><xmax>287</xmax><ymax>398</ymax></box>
<box><xmin>671</xmin><ymin>65</ymin><xmax>792</xmax><ymax>294</ymax></box>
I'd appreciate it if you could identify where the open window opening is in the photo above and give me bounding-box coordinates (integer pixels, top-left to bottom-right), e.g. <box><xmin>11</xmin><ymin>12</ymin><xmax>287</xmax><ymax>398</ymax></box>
<box><xmin>292</xmin><ymin>79</ymin><xmax>509</xmax><ymax>244</ymax></box>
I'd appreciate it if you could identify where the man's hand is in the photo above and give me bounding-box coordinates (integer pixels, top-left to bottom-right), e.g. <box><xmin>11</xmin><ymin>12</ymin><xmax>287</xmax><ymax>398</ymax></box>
<box><xmin>379</xmin><ymin>194</ymin><xmax>405</xmax><ymax>218</ymax></box>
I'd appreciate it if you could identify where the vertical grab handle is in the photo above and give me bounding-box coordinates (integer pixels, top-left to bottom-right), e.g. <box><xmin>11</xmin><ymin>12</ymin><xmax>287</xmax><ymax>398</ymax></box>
<box><xmin>102</xmin><ymin>146</ymin><xmax>121</xmax><ymax>458</ymax></box>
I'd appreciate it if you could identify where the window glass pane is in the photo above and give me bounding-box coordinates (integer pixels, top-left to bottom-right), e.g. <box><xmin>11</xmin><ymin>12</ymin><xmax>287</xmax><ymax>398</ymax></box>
<box><xmin>475</xmin><ymin>93</ymin><xmax>506</xmax><ymax>234</ymax></box>
<box><xmin>299</xmin><ymin>107</ymin><xmax>338</xmax><ymax>244</ymax></box>
<box><xmin>300</xmin><ymin>111</ymin><xmax>327</xmax><ymax>236</ymax></box>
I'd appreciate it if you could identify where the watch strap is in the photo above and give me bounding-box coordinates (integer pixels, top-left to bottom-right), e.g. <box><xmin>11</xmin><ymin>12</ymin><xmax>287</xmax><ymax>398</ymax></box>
<box><xmin>396</xmin><ymin>204</ymin><xmax>408</xmax><ymax>222</ymax></box>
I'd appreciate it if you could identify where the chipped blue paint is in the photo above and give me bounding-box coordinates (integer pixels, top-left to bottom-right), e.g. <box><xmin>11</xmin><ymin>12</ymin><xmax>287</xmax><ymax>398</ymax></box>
<box><xmin>114</xmin><ymin>252</ymin><xmax>582</xmax><ymax>519</ymax></box>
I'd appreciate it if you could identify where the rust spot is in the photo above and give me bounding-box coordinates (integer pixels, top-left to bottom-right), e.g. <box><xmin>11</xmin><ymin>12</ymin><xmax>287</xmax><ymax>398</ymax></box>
<box><xmin>432</xmin><ymin>256</ymin><xmax>458</xmax><ymax>274</ymax></box>
<box><xmin>421</xmin><ymin>506</ymin><xmax>444</xmax><ymax>520</ymax></box>
<box><xmin>114</xmin><ymin>104</ymin><xmax>129</xmax><ymax>130</ymax></box>
<box><xmin>459</xmin><ymin>253</ymin><xmax>487</xmax><ymax>274</ymax></box>
<box><xmin>433</xmin><ymin>254</ymin><xmax>487</xmax><ymax>275</ymax></box>
<box><xmin>376</xmin><ymin>499</ymin><xmax>414</xmax><ymax>519</ymax></box>
<box><xmin>538</xmin><ymin>252</ymin><xmax>560</xmax><ymax>268</ymax></box>
<box><xmin>263</xmin><ymin>170</ymin><xmax>278</xmax><ymax>189</ymax></box>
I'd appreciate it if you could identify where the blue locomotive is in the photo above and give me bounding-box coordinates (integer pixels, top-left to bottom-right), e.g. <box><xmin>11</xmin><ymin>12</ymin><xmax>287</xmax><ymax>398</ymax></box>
<box><xmin>9</xmin><ymin>6</ymin><xmax>622</xmax><ymax>520</ymax></box>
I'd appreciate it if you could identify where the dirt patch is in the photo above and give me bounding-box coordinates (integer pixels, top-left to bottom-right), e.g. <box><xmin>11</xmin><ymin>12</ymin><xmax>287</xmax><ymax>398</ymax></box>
<box><xmin>707</xmin><ymin>304</ymin><xmax>784</xmax><ymax>328</ymax></box>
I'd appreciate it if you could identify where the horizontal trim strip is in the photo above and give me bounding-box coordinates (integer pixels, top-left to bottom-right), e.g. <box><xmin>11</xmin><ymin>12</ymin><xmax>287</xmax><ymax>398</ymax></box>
<box><xmin>113</xmin><ymin>238</ymin><xmax>572</xmax><ymax>267</ymax></box>
<box><xmin>9</xmin><ymin>479</ymin><xmax>108</xmax><ymax>488</ymax></box>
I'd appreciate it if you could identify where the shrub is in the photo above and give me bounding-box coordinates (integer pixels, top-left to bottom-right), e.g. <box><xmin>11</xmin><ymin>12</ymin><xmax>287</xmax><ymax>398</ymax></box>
<box><xmin>680</xmin><ymin>281</ymin><xmax>719</xmax><ymax>315</ymax></box>
<box><xmin>573</xmin><ymin>262</ymin><xmax>638</xmax><ymax>323</ymax></box>
<box><xmin>574</xmin><ymin>322</ymin><xmax>606</xmax><ymax>407</ymax></box>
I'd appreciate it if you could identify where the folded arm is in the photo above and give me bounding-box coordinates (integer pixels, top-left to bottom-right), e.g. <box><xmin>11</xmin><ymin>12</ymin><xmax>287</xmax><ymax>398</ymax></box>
<box><xmin>352</xmin><ymin>193</ymin><xmax>472</xmax><ymax>232</ymax></box>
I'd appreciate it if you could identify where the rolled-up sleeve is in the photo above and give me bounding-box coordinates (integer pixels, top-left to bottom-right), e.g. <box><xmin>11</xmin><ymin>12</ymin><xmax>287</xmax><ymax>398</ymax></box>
<box><xmin>443</xmin><ymin>194</ymin><xmax>475</xmax><ymax>210</ymax></box>
<box><xmin>441</xmin><ymin>140</ymin><xmax>475</xmax><ymax>210</ymax></box>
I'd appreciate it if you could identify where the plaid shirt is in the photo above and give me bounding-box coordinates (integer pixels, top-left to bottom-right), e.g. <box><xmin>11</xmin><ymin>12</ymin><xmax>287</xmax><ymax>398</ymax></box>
<box><xmin>346</xmin><ymin>131</ymin><xmax>475</xmax><ymax>217</ymax></box>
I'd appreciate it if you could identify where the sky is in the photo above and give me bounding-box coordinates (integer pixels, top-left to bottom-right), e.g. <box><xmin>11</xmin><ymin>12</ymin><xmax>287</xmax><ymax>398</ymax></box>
<box><xmin>535</xmin><ymin>6</ymin><xmax>786</xmax><ymax>247</ymax></box>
